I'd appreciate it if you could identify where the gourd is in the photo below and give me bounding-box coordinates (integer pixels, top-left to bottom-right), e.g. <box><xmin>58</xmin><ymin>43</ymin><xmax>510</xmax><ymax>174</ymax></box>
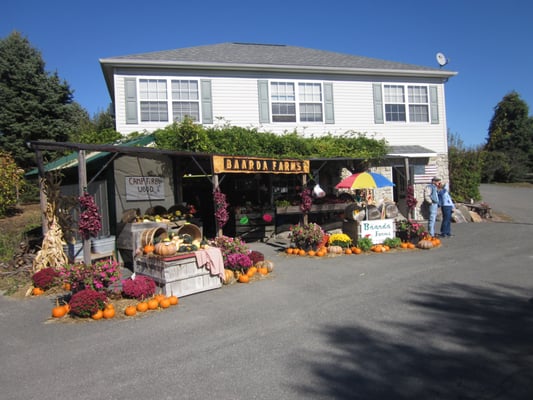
<box><xmin>154</xmin><ymin>241</ymin><xmax>177</xmax><ymax>256</ymax></box>
<box><xmin>417</xmin><ymin>239</ymin><xmax>434</xmax><ymax>249</ymax></box>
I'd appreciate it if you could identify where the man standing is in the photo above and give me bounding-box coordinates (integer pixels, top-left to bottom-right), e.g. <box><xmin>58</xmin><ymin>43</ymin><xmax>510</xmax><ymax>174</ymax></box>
<box><xmin>424</xmin><ymin>176</ymin><xmax>441</xmax><ymax>237</ymax></box>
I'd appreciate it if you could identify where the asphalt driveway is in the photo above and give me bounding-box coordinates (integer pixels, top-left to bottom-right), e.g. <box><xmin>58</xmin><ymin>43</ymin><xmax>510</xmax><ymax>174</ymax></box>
<box><xmin>1</xmin><ymin>184</ymin><xmax>532</xmax><ymax>400</ymax></box>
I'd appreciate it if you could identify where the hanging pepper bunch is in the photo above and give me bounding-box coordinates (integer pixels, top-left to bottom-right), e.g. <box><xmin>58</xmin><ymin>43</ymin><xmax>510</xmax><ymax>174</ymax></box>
<box><xmin>78</xmin><ymin>192</ymin><xmax>102</xmax><ymax>240</ymax></box>
<box><xmin>213</xmin><ymin>188</ymin><xmax>229</xmax><ymax>228</ymax></box>
<box><xmin>299</xmin><ymin>188</ymin><xmax>313</xmax><ymax>214</ymax></box>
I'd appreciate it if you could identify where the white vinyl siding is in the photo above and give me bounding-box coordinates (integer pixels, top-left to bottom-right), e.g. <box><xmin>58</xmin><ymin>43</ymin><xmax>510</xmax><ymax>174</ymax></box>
<box><xmin>113</xmin><ymin>72</ymin><xmax>448</xmax><ymax>154</ymax></box>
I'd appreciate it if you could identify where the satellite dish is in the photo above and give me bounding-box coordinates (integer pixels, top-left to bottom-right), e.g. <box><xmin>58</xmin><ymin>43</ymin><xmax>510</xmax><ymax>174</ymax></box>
<box><xmin>436</xmin><ymin>52</ymin><xmax>448</xmax><ymax>67</ymax></box>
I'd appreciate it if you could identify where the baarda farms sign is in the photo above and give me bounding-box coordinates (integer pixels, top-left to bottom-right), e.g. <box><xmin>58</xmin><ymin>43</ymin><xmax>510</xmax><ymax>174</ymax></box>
<box><xmin>213</xmin><ymin>155</ymin><xmax>309</xmax><ymax>174</ymax></box>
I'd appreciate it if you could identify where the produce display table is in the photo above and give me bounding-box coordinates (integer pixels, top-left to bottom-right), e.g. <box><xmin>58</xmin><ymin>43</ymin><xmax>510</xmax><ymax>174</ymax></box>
<box><xmin>133</xmin><ymin>248</ymin><xmax>223</xmax><ymax>297</ymax></box>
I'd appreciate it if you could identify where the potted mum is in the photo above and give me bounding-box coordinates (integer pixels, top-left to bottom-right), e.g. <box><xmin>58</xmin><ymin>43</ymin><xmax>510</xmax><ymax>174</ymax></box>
<box><xmin>289</xmin><ymin>223</ymin><xmax>325</xmax><ymax>251</ymax></box>
<box><xmin>397</xmin><ymin>219</ymin><xmax>426</xmax><ymax>243</ymax></box>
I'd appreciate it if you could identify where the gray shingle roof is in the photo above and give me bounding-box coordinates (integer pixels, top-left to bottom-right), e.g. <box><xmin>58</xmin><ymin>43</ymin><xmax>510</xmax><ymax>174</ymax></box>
<box><xmin>101</xmin><ymin>42</ymin><xmax>455</xmax><ymax>76</ymax></box>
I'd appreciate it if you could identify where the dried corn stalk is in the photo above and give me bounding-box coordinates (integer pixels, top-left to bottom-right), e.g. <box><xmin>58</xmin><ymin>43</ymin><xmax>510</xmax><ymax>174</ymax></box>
<box><xmin>32</xmin><ymin>203</ymin><xmax>68</xmax><ymax>272</ymax></box>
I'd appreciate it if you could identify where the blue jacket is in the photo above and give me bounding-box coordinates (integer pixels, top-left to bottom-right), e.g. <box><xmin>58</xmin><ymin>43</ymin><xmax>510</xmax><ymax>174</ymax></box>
<box><xmin>438</xmin><ymin>184</ymin><xmax>455</xmax><ymax>208</ymax></box>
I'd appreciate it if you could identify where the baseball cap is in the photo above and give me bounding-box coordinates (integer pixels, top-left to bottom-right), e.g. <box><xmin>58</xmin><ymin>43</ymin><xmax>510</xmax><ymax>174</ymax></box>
<box><xmin>432</xmin><ymin>176</ymin><xmax>441</xmax><ymax>182</ymax></box>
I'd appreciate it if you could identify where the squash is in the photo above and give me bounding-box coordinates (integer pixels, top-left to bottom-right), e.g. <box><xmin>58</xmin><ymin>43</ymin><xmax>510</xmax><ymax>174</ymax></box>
<box><xmin>168</xmin><ymin>294</ymin><xmax>179</xmax><ymax>306</ymax></box>
<box><xmin>238</xmin><ymin>274</ymin><xmax>250</xmax><ymax>283</ymax></box>
<box><xmin>51</xmin><ymin>301</ymin><xmax>68</xmax><ymax>318</ymax></box>
<box><xmin>159</xmin><ymin>297</ymin><xmax>171</xmax><ymax>309</ymax></box>
<box><xmin>417</xmin><ymin>239</ymin><xmax>434</xmax><ymax>249</ymax></box>
<box><xmin>103</xmin><ymin>307</ymin><xmax>115</xmax><ymax>319</ymax></box>
<box><xmin>136</xmin><ymin>301</ymin><xmax>148</xmax><ymax>312</ymax></box>
<box><xmin>246</xmin><ymin>266</ymin><xmax>257</xmax><ymax>277</ymax></box>
<box><xmin>143</xmin><ymin>243</ymin><xmax>155</xmax><ymax>254</ymax></box>
<box><xmin>91</xmin><ymin>309</ymin><xmax>104</xmax><ymax>320</ymax></box>
<box><xmin>263</xmin><ymin>260</ymin><xmax>274</xmax><ymax>272</ymax></box>
<box><xmin>154</xmin><ymin>241</ymin><xmax>177</xmax><ymax>256</ymax></box>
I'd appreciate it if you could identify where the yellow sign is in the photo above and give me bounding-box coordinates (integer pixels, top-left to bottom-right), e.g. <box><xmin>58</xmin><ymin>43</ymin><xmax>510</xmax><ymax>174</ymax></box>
<box><xmin>213</xmin><ymin>156</ymin><xmax>309</xmax><ymax>174</ymax></box>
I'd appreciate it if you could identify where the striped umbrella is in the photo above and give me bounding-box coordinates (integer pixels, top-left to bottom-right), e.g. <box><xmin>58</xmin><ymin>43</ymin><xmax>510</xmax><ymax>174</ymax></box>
<box><xmin>335</xmin><ymin>172</ymin><xmax>395</xmax><ymax>189</ymax></box>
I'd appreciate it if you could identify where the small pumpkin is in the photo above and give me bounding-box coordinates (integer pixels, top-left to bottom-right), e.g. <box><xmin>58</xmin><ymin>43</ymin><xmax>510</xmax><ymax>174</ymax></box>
<box><xmin>238</xmin><ymin>274</ymin><xmax>250</xmax><ymax>283</ymax></box>
<box><xmin>223</xmin><ymin>269</ymin><xmax>234</xmax><ymax>284</ymax></box>
<box><xmin>168</xmin><ymin>295</ymin><xmax>179</xmax><ymax>306</ymax></box>
<box><xmin>298</xmin><ymin>249</ymin><xmax>306</xmax><ymax>256</ymax></box>
<box><xmin>345</xmin><ymin>248</ymin><xmax>352</xmax><ymax>255</ymax></box>
<box><xmin>147</xmin><ymin>298</ymin><xmax>159</xmax><ymax>310</ymax></box>
<box><xmin>417</xmin><ymin>239</ymin><xmax>434</xmax><ymax>249</ymax></box>
<box><xmin>103</xmin><ymin>307</ymin><xmax>115</xmax><ymax>319</ymax></box>
<box><xmin>328</xmin><ymin>245</ymin><xmax>343</xmax><ymax>254</ymax></box>
<box><xmin>51</xmin><ymin>301</ymin><xmax>68</xmax><ymax>318</ymax></box>
<box><xmin>159</xmin><ymin>297</ymin><xmax>171</xmax><ymax>309</ymax></box>
<box><xmin>154</xmin><ymin>293</ymin><xmax>166</xmax><ymax>303</ymax></box>
<box><xmin>353</xmin><ymin>247</ymin><xmax>362</xmax><ymax>254</ymax></box>
<box><xmin>246</xmin><ymin>266</ymin><xmax>257</xmax><ymax>277</ymax></box>
<box><xmin>136</xmin><ymin>301</ymin><xmax>148</xmax><ymax>312</ymax></box>
<box><xmin>32</xmin><ymin>287</ymin><xmax>44</xmax><ymax>296</ymax></box>
<box><xmin>286</xmin><ymin>248</ymin><xmax>294</xmax><ymax>255</ymax></box>
<box><xmin>124</xmin><ymin>305</ymin><xmax>137</xmax><ymax>317</ymax></box>
<box><xmin>258</xmin><ymin>267</ymin><xmax>268</xmax><ymax>275</ymax></box>
<box><xmin>91</xmin><ymin>309</ymin><xmax>104</xmax><ymax>320</ymax></box>
<box><xmin>143</xmin><ymin>243</ymin><xmax>155</xmax><ymax>254</ymax></box>
<box><xmin>154</xmin><ymin>241</ymin><xmax>177</xmax><ymax>256</ymax></box>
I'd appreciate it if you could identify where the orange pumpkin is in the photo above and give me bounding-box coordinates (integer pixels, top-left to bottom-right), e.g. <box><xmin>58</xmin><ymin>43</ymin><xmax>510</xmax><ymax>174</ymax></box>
<box><xmin>345</xmin><ymin>248</ymin><xmax>352</xmax><ymax>255</ymax></box>
<box><xmin>246</xmin><ymin>266</ymin><xmax>257</xmax><ymax>277</ymax></box>
<box><xmin>51</xmin><ymin>302</ymin><xmax>68</xmax><ymax>318</ymax></box>
<box><xmin>91</xmin><ymin>309</ymin><xmax>104</xmax><ymax>320</ymax></box>
<box><xmin>154</xmin><ymin>293</ymin><xmax>166</xmax><ymax>303</ymax></box>
<box><xmin>136</xmin><ymin>302</ymin><xmax>148</xmax><ymax>312</ymax></box>
<box><xmin>32</xmin><ymin>287</ymin><xmax>44</xmax><ymax>296</ymax></box>
<box><xmin>286</xmin><ymin>248</ymin><xmax>294</xmax><ymax>255</ymax></box>
<box><xmin>238</xmin><ymin>274</ymin><xmax>250</xmax><ymax>283</ymax></box>
<box><xmin>298</xmin><ymin>249</ymin><xmax>307</xmax><ymax>256</ymax></box>
<box><xmin>316</xmin><ymin>250</ymin><xmax>326</xmax><ymax>257</ymax></box>
<box><xmin>154</xmin><ymin>241</ymin><xmax>177</xmax><ymax>256</ymax></box>
<box><xmin>353</xmin><ymin>247</ymin><xmax>362</xmax><ymax>254</ymax></box>
<box><xmin>307</xmin><ymin>250</ymin><xmax>316</xmax><ymax>257</ymax></box>
<box><xmin>168</xmin><ymin>295</ymin><xmax>179</xmax><ymax>306</ymax></box>
<box><xmin>400</xmin><ymin>242</ymin><xmax>409</xmax><ymax>249</ymax></box>
<box><xmin>407</xmin><ymin>243</ymin><xmax>416</xmax><ymax>249</ymax></box>
<box><xmin>143</xmin><ymin>243</ymin><xmax>155</xmax><ymax>254</ymax></box>
<box><xmin>258</xmin><ymin>267</ymin><xmax>268</xmax><ymax>275</ymax></box>
<box><xmin>159</xmin><ymin>298</ymin><xmax>171</xmax><ymax>309</ymax></box>
<box><xmin>103</xmin><ymin>307</ymin><xmax>115</xmax><ymax>319</ymax></box>
<box><xmin>147</xmin><ymin>298</ymin><xmax>159</xmax><ymax>310</ymax></box>
<box><xmin>124</xmin><ymin>305</ymin><xmax>137</xmax><ymax>316</ymax></box>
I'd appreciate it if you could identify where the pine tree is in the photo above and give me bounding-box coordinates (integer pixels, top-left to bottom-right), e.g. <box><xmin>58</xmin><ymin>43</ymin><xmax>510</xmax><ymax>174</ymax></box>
<box><xmin>0</xmin><ymin>32</ymin><xmax>79</xmax><ymax>170</ymax></box>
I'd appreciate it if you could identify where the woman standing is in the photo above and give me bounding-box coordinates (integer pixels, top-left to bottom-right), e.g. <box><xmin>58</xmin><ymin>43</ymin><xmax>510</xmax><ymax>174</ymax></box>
<box><xmin>438</xmin><ymin>182</ymin><xmax>455</xmax><ymax>237</ymax></box>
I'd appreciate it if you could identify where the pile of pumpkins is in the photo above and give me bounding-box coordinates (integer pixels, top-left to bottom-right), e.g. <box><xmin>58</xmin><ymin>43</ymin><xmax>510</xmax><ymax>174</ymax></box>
<box><xmin>143</xmin><ymin>233</ymin><xmax>208</xmax><ymax>256</ymax></box>
<box><xmin>50</xmin><ymin>293</ymin><xmax>179</xmax><ymax>320</ymax></box>
<box><xmin>223</xmin><ymin>260</ymin><xmax>274</xmax><ymax>284</ymax></box>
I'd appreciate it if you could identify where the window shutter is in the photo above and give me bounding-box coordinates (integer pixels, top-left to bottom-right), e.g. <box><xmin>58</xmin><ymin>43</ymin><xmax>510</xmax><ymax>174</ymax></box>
<box><xmin>372</xmin><ymin>83</ymin><xmax>384</xmax><ymax>124</ymax></box>
<box><xmin>323</xmin><ymin>83</ymin><xmax>335</xmax><ymax>124</ymax></box>
<box><xmin>124</xmin><ymin>78</ymin><xmax>138</xmax><ymax>124</ymax></box>
<box><xmin>429</xmin><ymin>85</ymin><xmax>439</xmax><ymax>124</ymax></box>
<box><xmin>257</xmin><ymin>80</ymin><xmax>270</xmax><ymax>123</ymax></box>
<box><xmin>200</xmin><ymin>80</ymin><xmax>213</xmax><ymax>124</ymax></box>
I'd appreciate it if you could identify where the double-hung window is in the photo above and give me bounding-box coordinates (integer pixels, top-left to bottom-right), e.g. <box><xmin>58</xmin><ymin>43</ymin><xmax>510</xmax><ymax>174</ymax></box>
<box><xmin>383</xmin><ymin>84</ymin><xmax>429</xmax><ymax>122</ymax></box>
<box><xmin>171</xmin><ymin>80</ymin><xmax>200</xmax><ymax>122</ymax></box>
<box><xmin>139</xmin><ymin>79</ymin><xmax>168</xmax><ymax>122</ymax></box>
<box><xmin>270</xmin><ymin>81</ymin><xmax>323</xmax><ymax>123</ymax></box>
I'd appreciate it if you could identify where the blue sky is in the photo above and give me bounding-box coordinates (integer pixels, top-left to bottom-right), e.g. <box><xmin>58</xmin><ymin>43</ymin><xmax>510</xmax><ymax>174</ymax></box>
<box><xmin>3</xmin><ymin>0</ymin><xmax>532</xmax><ymax>147</ymax></box>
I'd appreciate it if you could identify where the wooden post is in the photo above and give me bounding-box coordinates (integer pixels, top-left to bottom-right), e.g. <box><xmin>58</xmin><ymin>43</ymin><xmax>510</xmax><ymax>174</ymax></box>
<box><xmin>213</xmin><ymin>174</ymin><xmax>223</xmax><ymax>237</ymax></box>
<box><xmin>35</xmin><ymin>149</ymin><xmax>49</xmax><ymax>235</ymax></box>
<box><xmin>302</xmin><ymin>174</ymin><xmax>308</xmax><ymax>225</ymax></box>
<box><xmin>78</xmin><ymin>150</ymin><xmax>92</xmax><ymax>266</ymax></box>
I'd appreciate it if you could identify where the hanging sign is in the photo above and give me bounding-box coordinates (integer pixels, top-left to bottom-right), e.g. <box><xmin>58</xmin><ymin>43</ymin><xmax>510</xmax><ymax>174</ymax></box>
<box><xmin>359</xmin><ymin>219</ymin><xmax>395</xmax><ymax>244</ymax></box>
<box><xmin>125</xmin><ymin>176</ymin><xmax>165</xmax><ymax>200</ymax></box>
<box><xmin>213</xmin><ymin>155</ymin><xmax>309</xmax><ymax>174</ymax></box>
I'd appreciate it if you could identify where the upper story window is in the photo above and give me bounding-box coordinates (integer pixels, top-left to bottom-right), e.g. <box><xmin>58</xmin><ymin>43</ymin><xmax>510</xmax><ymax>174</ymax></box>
<box><xmin>383</xmin><ymin>84</ymin><xmax>429</xmax><ymax>123</ymax></box>
<box><xmin>171</xmin><ymin>80</ymin><xmax>200</xmax><ymax>122</ymax></box>
<box><xmin>139</xmin><ymin>79</ymin><xmax>168</xmax><ymax>122</ymax></box>
<box><xmin>270</xmin><ymin>81</ymin><xmax>323</xmax><ymax>123</ymax></box>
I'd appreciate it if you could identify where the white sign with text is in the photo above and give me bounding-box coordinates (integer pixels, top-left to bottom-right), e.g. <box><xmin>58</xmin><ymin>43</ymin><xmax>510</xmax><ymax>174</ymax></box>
<box><xmin>125</xmin><ymin>176</ymin><xmax>165</xmax><ymax>200</ymax></box>
<box><xmin>359</xmin><ymin>219</ymin><xmax>395</xmax><ymax>244</ymax></box>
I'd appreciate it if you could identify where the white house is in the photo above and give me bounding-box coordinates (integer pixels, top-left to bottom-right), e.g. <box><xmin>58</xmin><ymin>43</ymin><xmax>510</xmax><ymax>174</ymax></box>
<box><xmin>99</xmin><ymin>42</ymin><xmax>457</xmax><ymax>216</ymax></box>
